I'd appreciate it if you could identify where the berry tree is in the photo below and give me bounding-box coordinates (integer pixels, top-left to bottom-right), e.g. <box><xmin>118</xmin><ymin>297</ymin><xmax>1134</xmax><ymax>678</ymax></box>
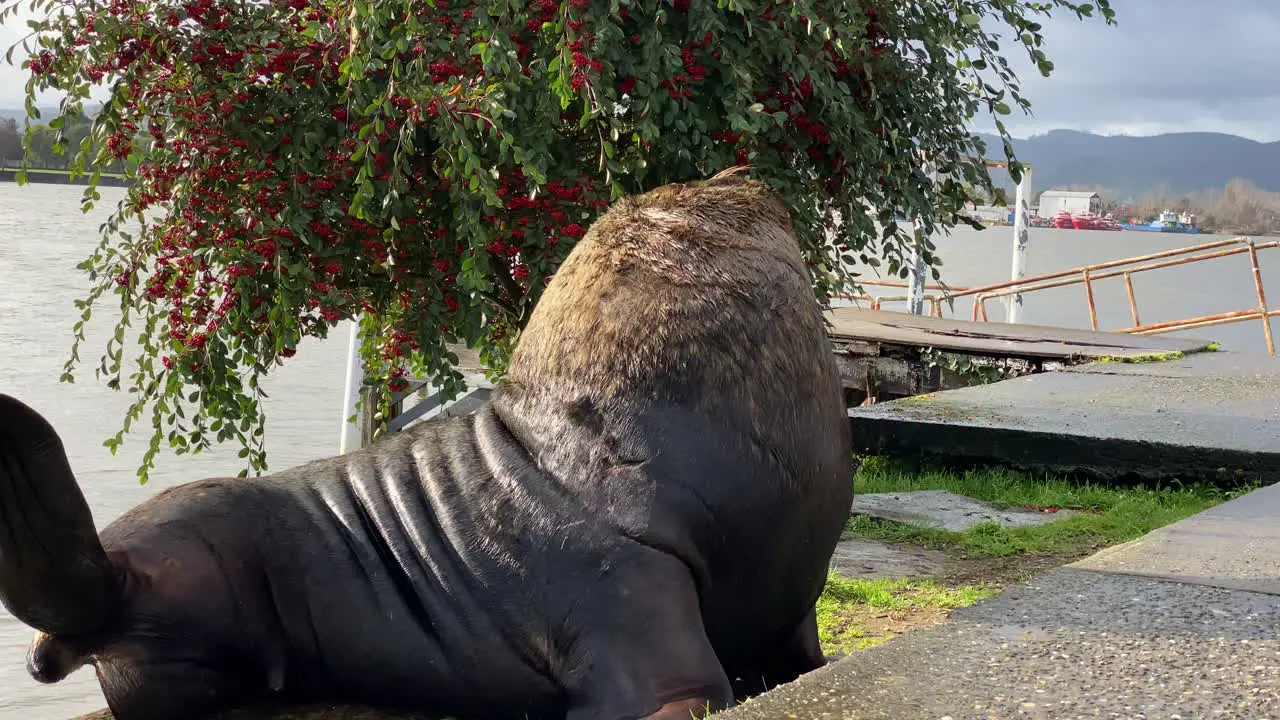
<box><xmin>1</xmin><ymin>0</ymin><xmax>1114</xmax><ymax>481</ymax></box>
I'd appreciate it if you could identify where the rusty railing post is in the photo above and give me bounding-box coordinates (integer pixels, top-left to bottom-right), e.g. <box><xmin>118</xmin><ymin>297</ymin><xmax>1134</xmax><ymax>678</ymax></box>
<box><xmin>1123</xmin><ymin>271</ymin><xmax>1141</xmax><ymax>327</ymax></box>
<box><xmin>1246</xmin><ymin>240</ymin><xmax>1276</xmax><ymax>355</ymax></box>
<box><xmin>1082</xmin><ymin>269</ymin><xmax>1099</xmax><ymax>330</ymax></box>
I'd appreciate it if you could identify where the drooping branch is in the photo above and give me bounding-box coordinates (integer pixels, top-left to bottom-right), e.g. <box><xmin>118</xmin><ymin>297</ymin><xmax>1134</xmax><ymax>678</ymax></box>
<box><xmin>0</xmin><ymin>0</ymin><xmax>1116</xmax><ymax>481</ymax></box>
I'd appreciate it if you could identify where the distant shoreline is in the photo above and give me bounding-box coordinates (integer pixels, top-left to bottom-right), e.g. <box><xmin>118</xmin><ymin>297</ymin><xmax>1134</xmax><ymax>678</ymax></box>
<box><xmin>0</xmin><ymin>167</ymin><xmax>129</xmax><ymax>188</ymax></box>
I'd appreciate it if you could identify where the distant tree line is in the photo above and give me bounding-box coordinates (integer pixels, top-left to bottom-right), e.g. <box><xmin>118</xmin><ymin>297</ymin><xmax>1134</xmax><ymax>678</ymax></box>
<box><xmin>0</xmin><ymin>114</ymin><xmax>130</xmax><ymax>173</ymax></box>
<box><xmin>1116</xmin><ymin>179</ymin><xmax>1280</xmax><ymax>237</ymax></box>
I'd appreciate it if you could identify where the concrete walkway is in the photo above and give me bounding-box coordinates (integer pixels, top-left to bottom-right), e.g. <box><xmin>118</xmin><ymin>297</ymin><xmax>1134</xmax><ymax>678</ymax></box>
<box><xmin>846</xmin><ymin>351</ymin><xmax>1280</xmax><ymax>483</ymax></box>
<box><xmin>717</xmin><ymin>481</ymin><xmax>1280</xmax><ymax>719</ymax></box>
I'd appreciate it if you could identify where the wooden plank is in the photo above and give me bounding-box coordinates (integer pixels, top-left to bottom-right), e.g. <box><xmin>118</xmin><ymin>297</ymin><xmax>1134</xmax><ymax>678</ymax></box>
<box><xmin>824</xmin><ymin>308</ymin><xmax>1212</xmax><ymax>360</ymax></box>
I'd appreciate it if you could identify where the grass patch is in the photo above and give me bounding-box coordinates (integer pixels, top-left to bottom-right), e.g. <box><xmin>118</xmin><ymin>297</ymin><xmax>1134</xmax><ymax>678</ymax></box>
<box><xmin>816</xmin><ymin>574</ymin><xmax>996</xmax><ymax>655</ymax></box>
<box><xmin>847</xmin><ymin>456</ymin><xmax>1259</xmax><ymax>559</ymax></box>
<box><xmin>813</xmin><ymin>458</ymin><xmax>1262</xmax><ymax>658</ymax></box>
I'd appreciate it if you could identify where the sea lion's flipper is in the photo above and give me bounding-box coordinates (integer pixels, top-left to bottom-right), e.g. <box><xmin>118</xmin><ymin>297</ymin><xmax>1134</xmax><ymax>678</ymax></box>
<box><xmin>560</xmin><ymin>549</ymin><xmax>732</xmax><ymax>720</ymax></box>
<box><xmin>728</xmin><ymin>606</ymin><xmax>827</xmax><ymax>700</ymax></box>
<box><xmin>0</xmin><ymin>394</ymin><xmax>118</xmax><ymax>636</ymax></box>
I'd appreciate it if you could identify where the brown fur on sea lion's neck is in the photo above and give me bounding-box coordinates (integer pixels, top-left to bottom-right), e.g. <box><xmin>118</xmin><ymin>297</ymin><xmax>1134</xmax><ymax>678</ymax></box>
<box><xmin>497</xmin><ymin>170</ymin><xmax>840</xmax><ymax>480</ymax></box>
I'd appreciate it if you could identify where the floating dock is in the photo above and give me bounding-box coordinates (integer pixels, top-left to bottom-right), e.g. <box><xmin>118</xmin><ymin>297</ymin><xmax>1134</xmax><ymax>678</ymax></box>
<box><xmin>823</xmin><ymin>307</ymin><xmax>1214</xmax><ymax>405</ymax></box>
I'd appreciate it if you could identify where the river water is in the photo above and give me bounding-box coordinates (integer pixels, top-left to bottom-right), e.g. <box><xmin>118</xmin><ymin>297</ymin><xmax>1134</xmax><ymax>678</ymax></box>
<box><xmin>0</xmin><ymin>182</ymin><xmax>1274</xmax><ymax>717</ymax></box>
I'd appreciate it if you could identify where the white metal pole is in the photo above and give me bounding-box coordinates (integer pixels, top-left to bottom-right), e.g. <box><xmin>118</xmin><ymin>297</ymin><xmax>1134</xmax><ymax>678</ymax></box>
<box><xmin>906</xmin><ymin>162</ymin><xmax>937</xmax><ymax>316</ymax></box>
<box><xmin>906</xmin><ymin>221</ymin><xmax>926</xmax><ymax>315</ymax></box>
<box><xmin>338</xmin><ymin>319</ymin><xmax>363</xmax><ymax>454</ymax></box>
<box><xmin>1007</xmin><ymin>166</ymin><xmax>1032</xmax><ymax>323</ymax></box>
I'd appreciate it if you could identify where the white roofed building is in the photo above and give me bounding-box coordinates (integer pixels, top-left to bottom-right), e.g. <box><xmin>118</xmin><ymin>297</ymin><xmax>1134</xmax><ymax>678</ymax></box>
<box><xmin>1036</xmin><ymin>190</ymin><xmax>1100</xmax><ymax>218</ymax></box>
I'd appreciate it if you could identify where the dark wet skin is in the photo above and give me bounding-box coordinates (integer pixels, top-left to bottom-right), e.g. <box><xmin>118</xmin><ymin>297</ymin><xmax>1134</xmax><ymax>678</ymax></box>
<box><xmin>2</xmin><ymin>391</ymin><xmax>848</xmax><ymax>720</ymax></box>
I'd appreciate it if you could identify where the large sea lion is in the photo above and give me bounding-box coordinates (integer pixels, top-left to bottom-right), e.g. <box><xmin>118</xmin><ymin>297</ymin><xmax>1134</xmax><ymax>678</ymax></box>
<box><xmin>0</xmin><ymin>168</ymin><xmax>853</xmax><ymax>720</ymax></box>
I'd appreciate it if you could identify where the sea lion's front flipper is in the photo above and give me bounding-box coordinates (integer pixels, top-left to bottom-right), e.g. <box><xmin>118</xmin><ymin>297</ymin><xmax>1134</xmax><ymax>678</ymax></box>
<box><xmin>727</xmin><ymin>606</ymin><xmax>827</xmax><ymax>700</ymax></box>
<box><xmin>560</xmin><ymin>549</ymin><xmax>733</xmax><ymax>720</ymax></box>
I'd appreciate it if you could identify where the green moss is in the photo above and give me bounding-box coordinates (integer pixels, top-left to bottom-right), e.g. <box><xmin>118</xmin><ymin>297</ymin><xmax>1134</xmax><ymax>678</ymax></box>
<box><xmin>1094</xmin><ymin>349</ymin><xmax>1185</xmax><ymax>364</ymax></box>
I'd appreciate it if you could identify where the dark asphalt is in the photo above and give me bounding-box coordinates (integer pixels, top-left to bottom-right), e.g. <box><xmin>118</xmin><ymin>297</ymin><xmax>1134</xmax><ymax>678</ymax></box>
<box><xmin>846</xmin><ymin>351</ymin><xmax>1280</xmax><ymax>483</ymax></box>
<box><xmin>717</xmin><ymin>568</ymin><xmax>1280</xmax><ymax>720</ymax></box>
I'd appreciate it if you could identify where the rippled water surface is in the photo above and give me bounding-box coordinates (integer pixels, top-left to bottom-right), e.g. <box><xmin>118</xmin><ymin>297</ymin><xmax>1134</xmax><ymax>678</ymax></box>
<box><xmin>0</xmin><ymin>181</ymin><xmax>1272</xmax><ymax>717</ymax></box>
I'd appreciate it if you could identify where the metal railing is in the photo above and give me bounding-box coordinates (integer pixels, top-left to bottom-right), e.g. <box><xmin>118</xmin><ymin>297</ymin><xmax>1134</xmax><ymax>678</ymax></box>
<box><xmin>852</xmin><ymin>237</ymin><xmax>1278</xmax><ymax>355</ymax></box>
<box><xmin>833</xmin><ymin>279</ymin><xmax>968</xmax><ymax>318</ymax></box>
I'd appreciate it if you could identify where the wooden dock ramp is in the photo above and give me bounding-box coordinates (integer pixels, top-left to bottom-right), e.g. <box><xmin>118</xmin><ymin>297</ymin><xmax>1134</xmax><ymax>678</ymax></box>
<box><xmin>824</xmin><ymin>307</ymin><xmax>1214</xmax><ymax>404</ymax></box>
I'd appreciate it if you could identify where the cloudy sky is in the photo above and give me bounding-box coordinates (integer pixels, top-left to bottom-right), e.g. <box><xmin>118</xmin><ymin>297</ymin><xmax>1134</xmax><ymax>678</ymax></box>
<box><xmin>982</xmin><ymin>0</ymin><xmax>1280</xmax><ymax>141</ymax></box>
<box><xmin>2</xmin><ymin>2</ymin><xmax>1279</xmax><ymax>141</ymax></box>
